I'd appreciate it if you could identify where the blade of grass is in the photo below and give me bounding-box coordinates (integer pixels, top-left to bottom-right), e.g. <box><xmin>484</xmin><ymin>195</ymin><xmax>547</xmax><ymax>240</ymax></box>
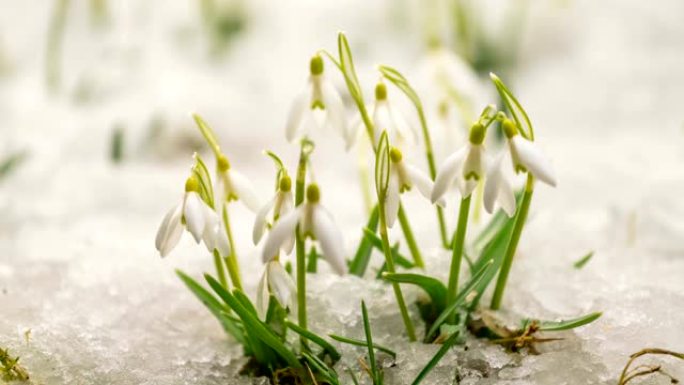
<box><xmin>536</xmin><ymin>312</ymin><xmax>602</xmax><ymax>331</ymax></box>
<box><xmin>285</xmin><ymin>321</ymin><xmax>341</xmax><ymax>362</ymax></box>
<box><xmin>411</xmin><ymin>330</ymin><xmax>460</xmax><ymax>385</ymax></box>
<box><xmin>361</xmin><ymin>301</ymin><xmax>381</xmax><ymax>384</ymax></box>
<box><xmin>176</xmin><ymin>270</ymin><xmax>245</xmax><ymax>345</ymax></box>
<box><xmin>349</xmin><ymin>206</ymin><xmax>380</xmax><ymax>276</ymax></box>
<box><xmin>425</xmin><ymin>261</ymin><xmax>493</xmax><ymax>341</ymax></box>
<box><xmin>328</xmin><ymin>335</ymin><xmax>397</xmax><ymax>359</ymax></box>
<box><xmin>205</xmin><ymin>274</ymin><xmax>302</xmax><ymax>368</ymax></box>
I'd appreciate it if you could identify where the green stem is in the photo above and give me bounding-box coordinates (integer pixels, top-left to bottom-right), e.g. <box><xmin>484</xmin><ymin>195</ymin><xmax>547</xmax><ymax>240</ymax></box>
<box><xmin>294</xmin><ymin>142</ymin><xmax>308</xmax><ymax>339</ymax></box>
<box><xmin>212</xmin><ymin>250</ymin><xmax>228</xmax><ymax>289</ymax></box>
<box><xmin>379</xmin><ymin>203</ymin><xmax>417</xmax><ymax>341</ymax></box>
<box><xmin>490</xmin><ymin>175</ymin><xmax>534</xmax><ymax>310</ymax></box>
<box><xmin>397</xmin><ymin>204</ymin><xmax>424</xmax><ymax>268</ymax></box>
<box><xmin>416</xmin><ymin>105</ymin><xmax>449</xmax><ymax>249</ymax></box>
<box><xmin>222</xmin><ymin>205</ymin><xmax>242</xmax><ymax>291</ymax></box>
<box><xmin>446</xmin><ymin>194</ymin><xmax>472</xmax><ymax>322</ymax></box>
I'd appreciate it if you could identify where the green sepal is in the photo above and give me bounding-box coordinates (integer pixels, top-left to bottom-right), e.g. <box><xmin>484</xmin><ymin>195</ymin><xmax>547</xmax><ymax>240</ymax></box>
<box><xmin>489</xmin><ymin>73</ymin><xmax>534</xmax><ymax>140</ymax></box>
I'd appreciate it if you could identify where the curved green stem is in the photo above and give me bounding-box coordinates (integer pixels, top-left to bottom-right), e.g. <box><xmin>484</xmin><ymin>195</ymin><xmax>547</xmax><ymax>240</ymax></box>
<box><xmin>397</xmin><ymin>204</ymin><xmax>424</xmax><ymax>268</ymax></box>
<box><xmin>490</xmin><ymin>174</ymin><xmax>534</xmax><ymax>310</ymax></box>
<box><xmin>379</xmin><ymin>203</ymin><xmax>417</xmax><ymax>341</ymax></box>
<box><xmin>222</xmin><ymin>205</ymin><xmax>242</xmax><ymax>291</ymax></box>
<box><xmin>446</xmin><ymin>194</ymin><xmax>472</xmax><ymax>322</ymax></box>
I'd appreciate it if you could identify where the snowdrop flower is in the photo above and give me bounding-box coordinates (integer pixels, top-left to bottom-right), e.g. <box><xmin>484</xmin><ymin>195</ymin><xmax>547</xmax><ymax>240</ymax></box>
<box><xmin>501</xmin><ymin>119</ymin><xmax>557</xmax><ymax>187</ymax></box>
<box><xmin>261</xmin><ymin>184</ymin><xmax>346</xmax><ymax>275</ymax></box>
<box><xmin>214</xmin><ymin>155</ymin><xmax>261</xmax><ymax>213</ymax></box>
<box><xmin>156</xmin><ymin>176</ymin><xmax>228</xmax><ymax>257</ymax></box>
<box><xmin>253</xmin><ymin>174</ymin><xmax>295</xmax><ymax>255</ymax></box>
<box><xmin>382</xmin><ymin>146</ymin><xmax>445</xmax><ymax>227</ymax></box>
<box><xmin>285</xmin><ymin>54</ymin><xmax>347</xmax><ymax>144</ymax></box>
<box><xmin>256</xmin><ymin>260</ymin><xmax>297</xmax><ymax>319</ymax></box>
<box><xmin>431</xmin><ymin>122</ymin><xmax>488</xmax><ymax>203</ymax></box>
<box><xmin>483</xmin><ymin>151</ymin><xmax>516</xmax><ymax>217</ymax></box>
<box><xmin>347</xmin><ymin>82</ymin><xmax>417</xmax><ymax>150</ymax></box>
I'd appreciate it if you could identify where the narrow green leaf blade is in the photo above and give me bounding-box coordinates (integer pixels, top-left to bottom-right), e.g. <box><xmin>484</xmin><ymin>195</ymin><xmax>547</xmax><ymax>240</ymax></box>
<box><xmin>426</xmin><ymin>261</ymin><xmax>493</xmax><ymax>341</ymax></box>
<box><xmin>361</xmin><ymin>301</ymin><xmax>380</xmax><ymax>384</ymax></box>
<box><xmin>204</xmin><ymin>274</ymin><xmax>302</xmax><ymax>368</ymax></box>
<box><xmin>381</xmin><ymin>273</ymin><xmax>447</xmax><ymax>311</ymax></box>
<box><xmin>349</xmin><ymin>205</ymin><xmax>380</xmax><ymax>277</ymax></box>
<box><xmin>328</xmin><ymin>335</ymin><xmax>397</xmax><ymax>359</ymax></box>
<box><xmin>411</xmin><ymin>331</ymin><xmax>460</xmax><ymax>385</ymax></box>
<box><xmin>573</xmin><ymin>251</ymin><xmax>594</xmax><ymax>270</ymax></box>
<box><xmin>536</xmin><ymin>312</ymin><xmax>602</xmax><ymax>331</ymax></box>
<box><xmin>176</xmin><ymin>270</ymin><xmax>245</xmax><ymax>344</ymax></box>
<box><xmin>285</xmin><ymin>321</ymin><xmax>341</xmax><ymax>362</ymax></box>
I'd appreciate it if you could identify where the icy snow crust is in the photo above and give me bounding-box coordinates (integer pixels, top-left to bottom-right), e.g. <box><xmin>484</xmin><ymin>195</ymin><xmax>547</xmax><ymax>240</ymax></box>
<box><xmin>1</xmin><ymin>0</ymin><xmax>683</xmax><ymax>384</ymax></box>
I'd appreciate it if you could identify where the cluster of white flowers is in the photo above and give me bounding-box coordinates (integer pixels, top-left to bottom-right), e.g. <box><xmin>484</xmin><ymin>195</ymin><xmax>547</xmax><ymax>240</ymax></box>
<box><xmin>155</xmin><ymin>49</ymin><xmax>557</xmax><ymax>323</ymax></box>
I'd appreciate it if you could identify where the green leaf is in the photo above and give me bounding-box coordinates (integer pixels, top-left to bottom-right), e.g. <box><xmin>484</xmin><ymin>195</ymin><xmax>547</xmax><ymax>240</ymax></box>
<box><xmin>302</xmin><ymin>352</ymin><xmax>340</xmax><ymax>385</ymax></box>
<box><xmin>375</xmin><ymin>131</ymin><xmax>391</xmax><ymax>201</ymax></box>
<box><xmin>378</xmin><ymin>65</ymin><xmax>422</xmax><ymax>110</ymax></box>
<box><xmin>573</xmin><ymin>251</ymin><xmax>594</xmax><ymax>270</ymax></box>
<box><xmin>489</xmin><ymin>73</ymin><xmax>534</xmax><ymax>140</ymax></box>
<box><xmin>349</xmin><ymin>205</ymin><xmax>380</xmax><ymax>277</ymax></box>
<box><xmin>471</xmin><ymin>190</ymin><xmax>523</xmax><ymax>252</ymax></box>
<box><xmin>361</xmin><ymin>228</ymin><xmax>413</xmax><ymax>269</ymax></box>
<box><xmin>361</xmin><ymin>301</ymin><xmax>381</xmax><ymax>385</ymax></box>
<box><xmin>337</xmin><ymin>32</ymin><xmax>363</xmax><ymax>104</ymax></box>
<box><xmin>381</xmin><ymin>273</ymin><xmax>447</xmax><ymax>311</ymax></box>
<box><xmin>467</xmin><ymin>196</ymin><xmax>523</xmax><ymax>310</ymax></box>
<box><xmin>204</xmin><ymin>274</ymin><xmax>302</xmax><ymax>368</ymax></box>
<box><xmin>284</xmin><ymin>321</ymin><xmax>341</xmax><ymax>362</ymax></box>
<box><xmin>176</xmin><ymin>270</ymin><xmax>245</xmax><ymax>345</ymax></box>
<box><xmin>425</xmin><ymin>261</ymin><xmax>493</xmax><ymax>341</ymax></box>
<box><xmin>535</xmin><ymin>312</ymin><xmax>602</xmax><ymax>332</ymax></box>
<box><xmin>411</xmin><ymin>330</ymin><xmax>460</xmax><ymax>385</ymax></box>
<box><xmin>328</xmin><ymin>335</ymin><xmax>397</xmax><ymax>359</ymax></box>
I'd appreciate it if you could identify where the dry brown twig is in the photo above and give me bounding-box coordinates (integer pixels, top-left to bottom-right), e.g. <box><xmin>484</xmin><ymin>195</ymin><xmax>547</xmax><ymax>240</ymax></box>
<box><xmin>617</xmin><ymin>348</ymin><xmax>684</xmax><ymax>385</ymax></box>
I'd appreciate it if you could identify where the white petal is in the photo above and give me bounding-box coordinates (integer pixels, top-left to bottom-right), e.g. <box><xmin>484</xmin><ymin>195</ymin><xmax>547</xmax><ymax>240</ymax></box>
<box><xmin>321</xmin><ymin>80</ymin><xmax>347</xmax><ymax>139</ymax></box>
<box><xmin>183</xmin><ymin>193</ymin><xmax>206</xmax><ymax>243</ymax></box>
<box><xmin>261</xmin><ymin>207</ymin><xmax>301</xmax><ymax>263</ymax></box>
<box><xmin>229</xmin><ymin>170</ymin><xmax>261</xmax><ymax>212</ymax></box>
<box><xmin>511</xmin><ymin>136</ymin><xmax>557</xmax><ymax>187</ymax></box>
<box><xmin>267</xmin><ymin>261</ymin><xmax>296</xmax><ymax>309</ymax></box>
<box><xmin>202</xmin><ymin>208</ymin><xmax>219</xmax><ymax>253</ymax></box>
<box><xmin>372</xmin><ymin>102</ymin><xmax>391</xmax><ymax>147</ymax></box>
<box><xmin>155</xmin><ymin>203</ymin><xmax>183</xmax><ymax>257</ymax></box>
<box><xmin>285</xmin><ymin>91</ymin><xmax>308</xmax><ymax>142</ymax></box>
<box><xmin>345</xmin><ymin>113</ymin><xmax>363</xmax><ymax>151</ymax></box>
<box><xmin>388</xmin><ymin>103</ymin><xmax>418</xmax><ymax>145</ymax></box>
<box><xmin>484</xmin><ymin>153</ymin><xmax>504</xmax><ymax>214</ymax></box>
<box><xmin>311</xmin><ymin>205</ymin><xmax>346</xmax><ymax>275</ymax></box>
<box><xmin>256</xmin><ymin>268</ymin><xmax>270</xmax><ymax>320</ymax></box>
<box><xmin>431</xmin><ymin>146</ymin><xmax>467</xmax><ymax>203</ymax></box>
<box><xmin>462</xmin><ymin>144</ymin><xmax>486</xmax><ymax>181</ymax></box>
<box><xmin>385</xmin><ymin>172</ymin><xmax>401</xmax><ymax>228</ymax></box>
<box><xmin>498</xmin><ymin>176</ymin><xmax>516</xmax><ymax>217</ymax></box>
<box><xmin>215</xmin><ymin>220</ymin><xmax>232</xmax><ymax>257</ymax></box>
<box><xmin>404</xmin><ymin>163</ymin><xmax>433</xmax><ymax>201</ymax></box>
<box><xmin>253</xmin><ymin>196</ymin><xmax>276</xmax><ymax>245</ymax></box>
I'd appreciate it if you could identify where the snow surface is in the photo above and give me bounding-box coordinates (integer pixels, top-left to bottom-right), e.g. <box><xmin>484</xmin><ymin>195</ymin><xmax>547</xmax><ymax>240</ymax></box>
<box><xmin>1</xmin><ymin>0</ymin><xmax>683</xmax><ymax>384</ymax></box>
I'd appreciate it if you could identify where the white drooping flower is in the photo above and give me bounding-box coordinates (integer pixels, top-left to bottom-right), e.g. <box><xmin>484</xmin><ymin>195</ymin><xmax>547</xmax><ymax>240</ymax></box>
<box><xmin>261</xmin><ymin>184</ymin><xmax>346</xmax><ymax>275</ymax></box>
<box><xmin>381</xmin><ymin>146</ymin><xmax>445</xmax><ymax>227</ymax></box>
<box><xmin>214</xmin><ymin>155</ymin><xmax>261</xmax><ymax>213</ymax></box>
<box><xmin>253</xmin><ymin>174</ymin><xmax>295</xmax><ymax>255</ymax></box>
<box><xmin>502</xmin><ymin>119</ymin><xmax>557</xmax><ymax>187</ymax></box>
<box><xmin>431</xmin><ymin>122</ymin><xmax>488</xmax><ymax>203</ymax></box>
<box><xmin>285</xmin><ymin>54</ymin><xmax>347</xmax><ymax>144</ymax></box>
<box><xmin>155</xmin><ymin>176</ymin><xmax>230</xmax><ymax>258</ymax></box>
<box><xmin>483</xmin><ymin>151</ymin><xmax>516</xmax><ymax>217</ymax></box>
<box><xmin>256</xmin><ymin>260</ymin><xmax>297</xmax><ymax>319</ymax></box>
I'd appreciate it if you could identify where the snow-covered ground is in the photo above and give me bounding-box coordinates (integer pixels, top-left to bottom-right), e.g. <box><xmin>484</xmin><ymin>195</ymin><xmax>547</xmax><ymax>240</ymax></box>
<box><xmin>1</xmin><ymin>0</ymin><xmax>683</xmax><ymax>384</ymax></box>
